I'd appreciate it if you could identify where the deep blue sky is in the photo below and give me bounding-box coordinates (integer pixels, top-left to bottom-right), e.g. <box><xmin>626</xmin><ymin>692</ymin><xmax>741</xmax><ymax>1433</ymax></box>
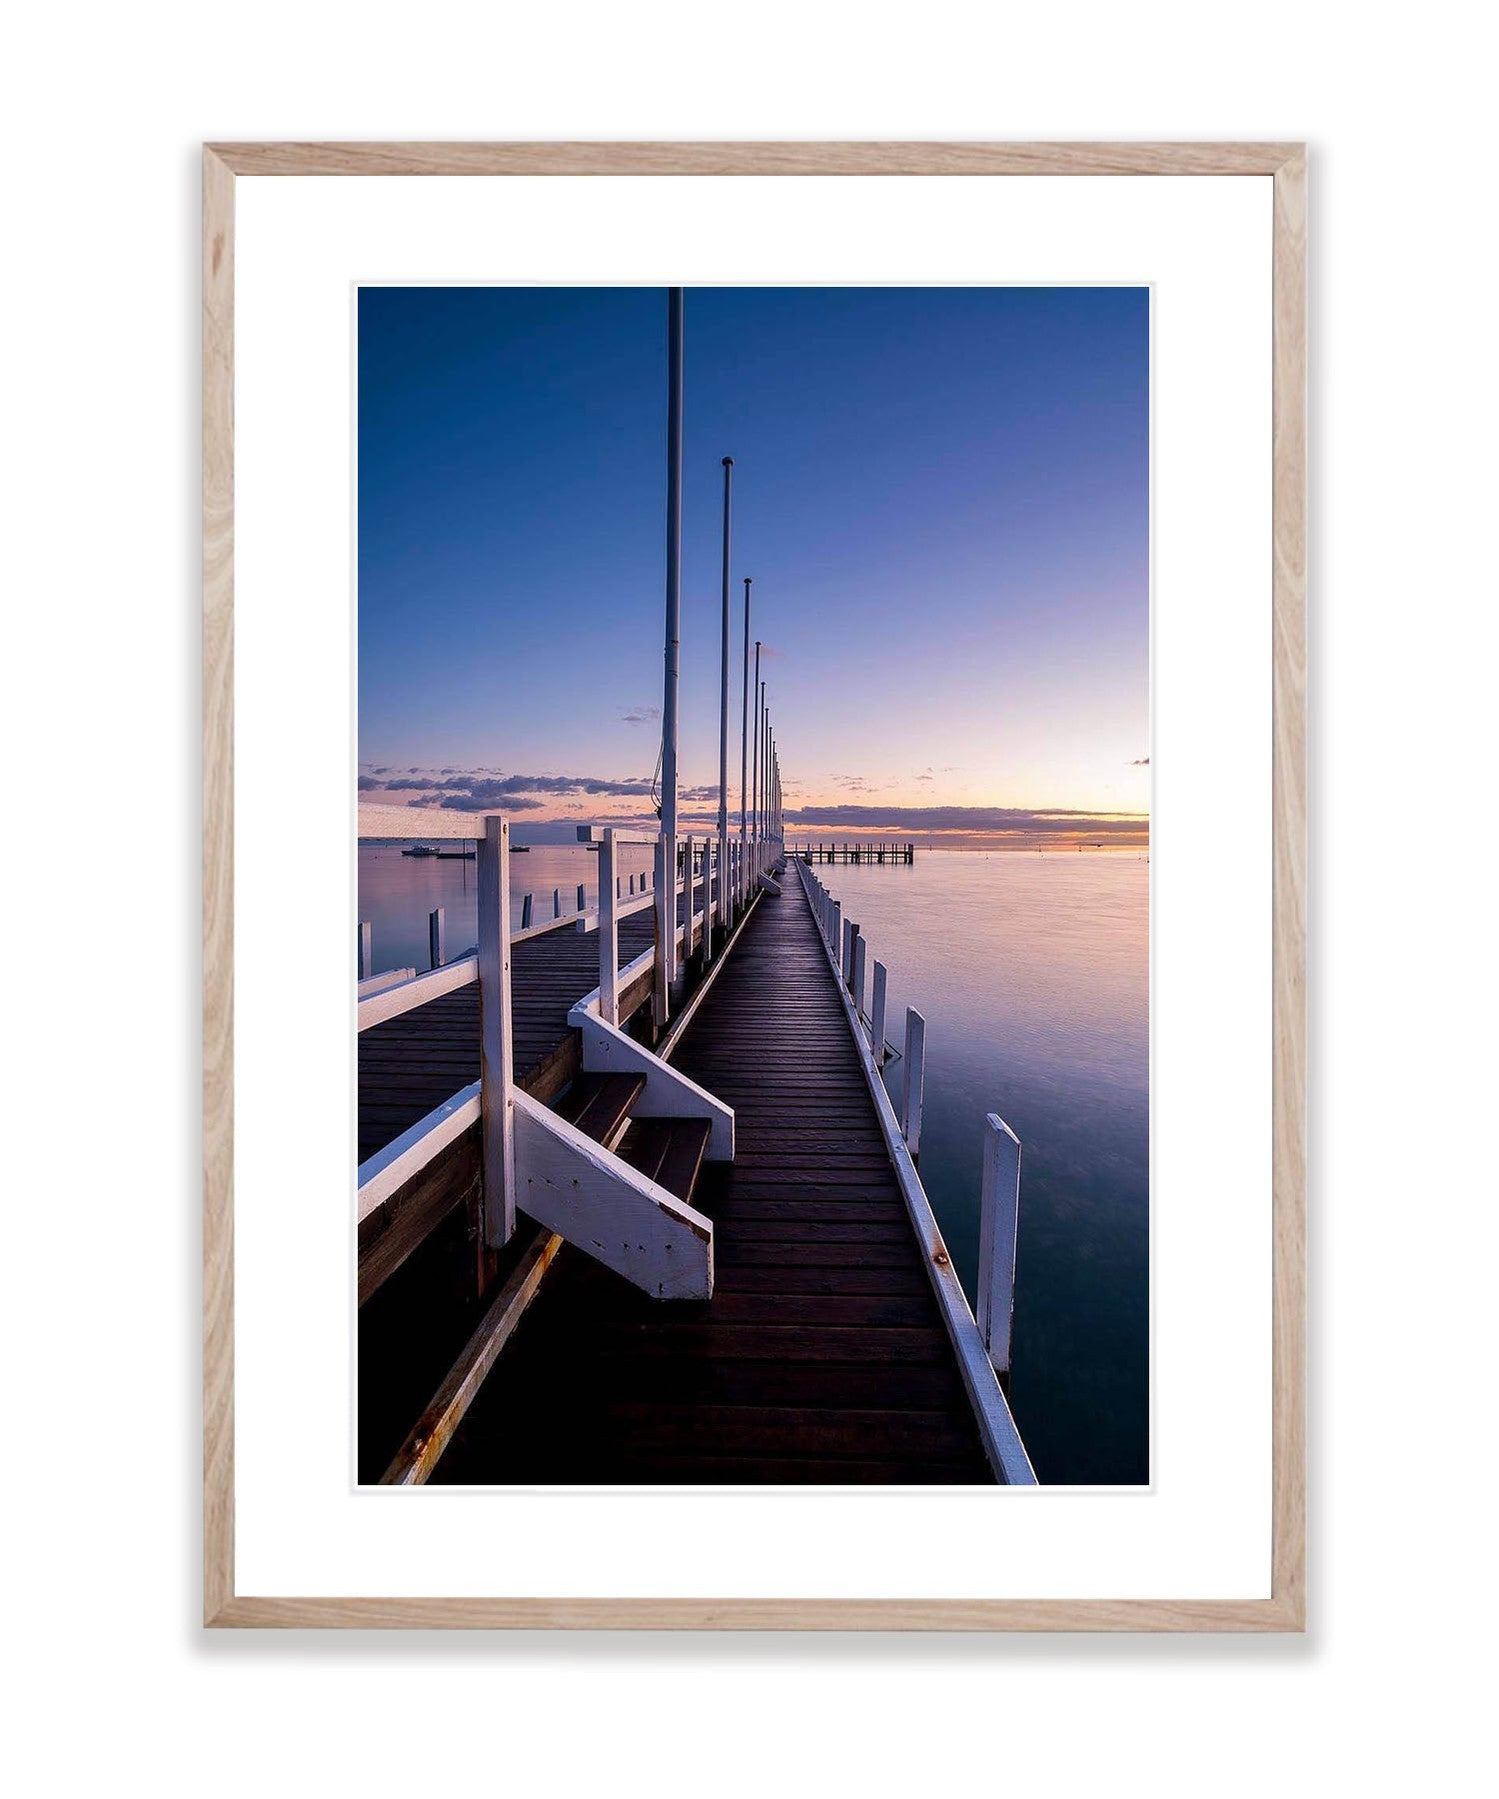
<box><xmin>358</xmin><ymin>286</ymin><xmax>1149</xmax><ymax>838</ymax></box>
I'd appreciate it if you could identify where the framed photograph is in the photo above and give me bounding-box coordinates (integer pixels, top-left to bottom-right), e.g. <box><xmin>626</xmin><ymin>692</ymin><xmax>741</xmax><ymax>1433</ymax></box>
<box><xmin>204</xmin><ymin>141</ymin><xmax>1305</xmax><ymax>1629</ymax></box>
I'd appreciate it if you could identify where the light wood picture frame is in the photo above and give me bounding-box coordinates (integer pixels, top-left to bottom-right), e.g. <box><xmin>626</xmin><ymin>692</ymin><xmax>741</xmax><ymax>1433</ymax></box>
<box><xmin>203</xmin><ymin>140</ymin><xmax>1306</xmax><ymax>1630</ymax></box>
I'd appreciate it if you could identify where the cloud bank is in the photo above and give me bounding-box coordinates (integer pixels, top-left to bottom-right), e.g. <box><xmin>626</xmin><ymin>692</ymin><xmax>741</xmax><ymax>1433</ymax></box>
<box><xmin>784</xmin><ymin>803</ymin><xmax>1147</xmax><ymax>836</ymax></box>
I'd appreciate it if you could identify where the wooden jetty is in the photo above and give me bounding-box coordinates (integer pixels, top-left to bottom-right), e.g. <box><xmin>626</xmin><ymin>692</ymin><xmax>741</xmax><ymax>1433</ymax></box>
<box><xmin>357</xmin><ymin>808</ymin><xmax>1034</xmax><ymax>1486</ymax></box>
<box><xmin>789</xmin><ymin>840</ymin><xmax>915</xmax><ymax>864</ymax></box>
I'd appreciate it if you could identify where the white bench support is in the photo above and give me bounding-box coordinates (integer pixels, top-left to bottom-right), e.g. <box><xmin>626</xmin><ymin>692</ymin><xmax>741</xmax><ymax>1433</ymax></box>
<box><xmin>477</xmin><ymin>816</ymin><xmax>516</xmax><ymax>1247</ymax></box>
<box><xmin>569</xmin><ymin>1000</ymin><xmax>734</xmax><ymax>1162</ymax></box>
<box><xmin>512</xmin><ymin>1091</ymin><xmax>713</xmax><ymax>1300</ymax></box>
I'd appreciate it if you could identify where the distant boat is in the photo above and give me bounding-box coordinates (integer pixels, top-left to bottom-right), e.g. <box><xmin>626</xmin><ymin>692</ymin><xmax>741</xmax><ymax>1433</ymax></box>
<box><xmin>402</xmin><ymin>843</ymin><xmax>478</xmax><ymax>860</ymax></box>
<box><xmin>401</xmin><ymin>844</ymin><xmax>440</xmax><ymax>858</ymax></box>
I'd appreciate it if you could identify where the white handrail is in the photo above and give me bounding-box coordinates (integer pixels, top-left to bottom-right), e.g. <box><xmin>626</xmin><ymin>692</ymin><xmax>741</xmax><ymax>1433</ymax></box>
<box><xmin>358</xmin><ymin>1082</ymin><xmax>481</xmax><ymax>1222</ymax></box>
<box><xmin>358</xmin><ymin>953</ymin><xmax>478</xmax><ymax>1031</ymax></box>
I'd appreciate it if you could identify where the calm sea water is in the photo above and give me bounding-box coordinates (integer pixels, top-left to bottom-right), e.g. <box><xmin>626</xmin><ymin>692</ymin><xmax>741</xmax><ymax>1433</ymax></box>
<box><xmin>358</xmin><ymin>840</ymin><xmax>659</xmax><ymax>974</ymax></box>
<box><xmin>820</xmin><ymin>852</ymin><xmax>1149</xmax><ymax>1484</ymax></box>
<box><xmin>359</xmin><ymin>841</ymin><xmax>1148</xmax><ymax>1484</ymax></box>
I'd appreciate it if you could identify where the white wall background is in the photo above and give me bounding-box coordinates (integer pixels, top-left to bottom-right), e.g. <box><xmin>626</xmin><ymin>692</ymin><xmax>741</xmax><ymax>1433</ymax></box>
<box><xmin>3</xmin><ymin>4</ymin><xmax>1493</xmax><ymax>1793</ymax></box>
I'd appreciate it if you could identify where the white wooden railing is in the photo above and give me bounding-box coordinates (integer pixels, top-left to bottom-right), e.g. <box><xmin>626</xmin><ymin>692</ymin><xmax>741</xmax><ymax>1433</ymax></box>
<box><xmin>796</xmin><ymin>859</ymin><xmax>1035</xmax><ymax>1484</ymax></box>
<box><xmin>356</xmin><ymin>811</ymin><xmax>781</xmax><ymax>1238</ymax></box>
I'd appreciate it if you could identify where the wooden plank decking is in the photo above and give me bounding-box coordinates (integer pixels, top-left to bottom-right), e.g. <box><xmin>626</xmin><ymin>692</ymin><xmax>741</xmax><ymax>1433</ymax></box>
<box><xmin>359</xmin><ymin>877</ymin><xmax>712</xmax><ymax>1163</ymax></box>
<box><xmin>433</xmin><ymin>874</ymin><xmax>992</xmax><ymax>1484</ymax></box>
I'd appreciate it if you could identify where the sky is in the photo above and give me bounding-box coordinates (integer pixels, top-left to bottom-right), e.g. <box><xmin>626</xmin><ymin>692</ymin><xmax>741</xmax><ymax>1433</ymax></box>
<box><xmin>358</xmin><ymin>286</ymin><xmax>1149</xmax><ymax>847</ymax></box>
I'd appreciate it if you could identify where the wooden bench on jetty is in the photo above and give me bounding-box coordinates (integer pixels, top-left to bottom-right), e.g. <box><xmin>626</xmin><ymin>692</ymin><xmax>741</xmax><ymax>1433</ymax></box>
<box><xmin>357</xmin><ymin>808</ymin><xmax>1035</xmax><ymax>1487</ymax></box>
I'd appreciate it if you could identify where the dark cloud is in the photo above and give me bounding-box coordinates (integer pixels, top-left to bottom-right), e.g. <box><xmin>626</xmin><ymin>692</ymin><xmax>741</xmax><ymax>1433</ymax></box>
<box><xmin>618</xmin><ymin>705</ymin><xmax>660</xmax><ymax>727</ymax></box>
<box><xmin>357</xmin><ymin>774</ymin><xmax>382</xmax><ymax>791</ymax></box>
<box><xmin>410</xmin><ymin>792</ymin><xmax>546</xmax><ymax>813</ymax></box>
<box><xmin>1130</xmin><ymin>757</ymin><xmax>1150</xmax><ymax>766</ymax></box>
<box><xmin>374</xmin><ymin>770</ymin><xmax>658</xmax><ymax>800</ymax></box>
<box><xmin>785</xmin><ymin>803</ymin><xmax>1147</xmax><ymax>834</ymax></box>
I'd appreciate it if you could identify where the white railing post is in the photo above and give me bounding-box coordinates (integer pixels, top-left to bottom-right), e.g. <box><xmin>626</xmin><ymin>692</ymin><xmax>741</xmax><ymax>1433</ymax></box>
<box><xmin>521</xmin><ymin>892</ymin><xmax>533</xmax><ymax>930</ymax></box>
<box><xmin>653</xmin><ymin>832</ymin><xmax>672</xmax><ymax>1028</ymax></box>
<box><xmin>477</xmin><ymin>817</ymin><xmax>515</xmax><ymax>1246</ymax></box>
<box><xmin>576</xmin><ymin>882</ymin><xmax>586</xmax><ymax>915</ymax></box>
<box><xmin>841</xmin><ymin>919</ymin><xmax>854</xmax><ymax>987</ymax></box>
<box><xmin>846</xmin><ymin>921</ymin><xmax>860</xmax><ymax>987</ymax></box>
<box><xmin>428</xmin><ymin>906</ymin><xmax>445</xmax><ymax>970</ymax></box>
<box><xmin>358</xmin><ymin>921</ymin><xmax>372</xmax><ymax>980</ymax></box>
<box><xmin>831</xmin><ymin>901</ymin><xmax>842</xmax><ymax>971</ymax></box>
<box><xmin>704</xmin><ymin>839</ymin><xmax>715</xmax><ymax>966</ymax></box>
<box><xmin>599</xmin><ymin>828</ymin><xmax>621</xmax><ymax>1028</ymax></box>
<box><xmin>871</xmin><ymin>959</ymin><xmax>888</xmax><ymax>1067</ymax></box>
<box><xmin>853</xmin><ymin>932</ymin><xmax>867</xmax><ymax>1021</ymax></box>
<box><xmin>682</xmin><ymin>833</ymin><xmax>695</xmax><ymax>961</ymax></box>
<box><xmin>553</xmin><ymin>887</ymin><xmax>562</xmax><ymax>918</ymax></box>
<box><xmin>978</xmin><ymin>1113</ymin><xmax>1023</xmax><ymax>1375</ymax></box>
<box><xmin>901</xmin><ymin>1007</ymin><xmax>926</xmax><ymax>1157</ymax></box>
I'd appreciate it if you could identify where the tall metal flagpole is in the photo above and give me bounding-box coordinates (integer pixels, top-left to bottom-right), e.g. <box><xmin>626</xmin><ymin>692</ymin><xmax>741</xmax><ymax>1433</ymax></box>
<box><xmin>751</xmin><ymin>640</ymin><xmax>762</xmax><ymax>875</ymax></box>
<box><xmin>656</xmin><ymin>288</ymin><xmax>684</xmax><ymax>1026</ymax></box>
<box><xmin>768</xmin><ymin>716</ymin><xmax>774</xmax><ymax>853</ymax></box>
<box><xmin>716</xmin><ymin>457</ymin><xmax>733</xmax><ymax>943</ymax></box>
<box><xmin>759</xmin><ymin>682</ymin><xmax>768</xmax><ymax>873</ymax></box>
<box><xmin>739</xmin><ymin>577</ymin><xmax>752</xmax><ymax>905</ymax></box>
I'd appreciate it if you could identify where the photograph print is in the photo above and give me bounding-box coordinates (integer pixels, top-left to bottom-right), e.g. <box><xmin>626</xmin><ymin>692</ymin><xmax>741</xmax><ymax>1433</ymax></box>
<box><xmin>355</xmin><ymin>285</ymin><xmax>1149</xmax><ymax>1488</ymax></box>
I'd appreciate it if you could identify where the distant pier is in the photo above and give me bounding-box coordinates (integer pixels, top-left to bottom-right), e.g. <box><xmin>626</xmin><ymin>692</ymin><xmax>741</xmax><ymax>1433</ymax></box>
<box><xmin>789</xmin><ymin>840</ymin><xmax>914</xmax><ymax>865</ymax></box>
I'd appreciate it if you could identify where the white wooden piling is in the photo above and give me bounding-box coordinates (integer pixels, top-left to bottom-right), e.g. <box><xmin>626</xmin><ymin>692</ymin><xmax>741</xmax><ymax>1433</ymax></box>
<box><xmin>521</xmin><ymin>892</ymin><xmax>534</xmax><ymax>930</ymax></box>
<box><xmin>703</xmin><ymin>838</ymin><xmax>715</xmax><ymax>967</ymax></box>
<box><xmin>598</xmin><ymin>829</ymin><xmax>621</xmax><ymax>1028</ymax></box>
<box><xmin>977</xmin><ymin>1113</ymin><xmax>1022</xmax><ymax>1375</ymax></box>
<box><xmin>553</xmin><ymin>887</ymin><xmax>562</xmax><ymax>918</ymax></box>
<box><xmin>428</xmin><ymin>906</ymin><xmax>445</xmax><ymax>970</ymax></box>
<box><xmin>901</xmin><ymin>1006</ymin><xmax>926</xmax><ymax>1157</ymax></box>
<box><xmin>831</xmin><ymin>901</ymin><xmax>842</xmax><ymax>973</ymax></box>
<box><xmin>477</xmin><ymin>818</ymin><xmax>515</xmax><ymax>1246</ymax></box>
<box><xmin>871</xmin><ymin>959</ymin><xmax>888</xmax><ymax>1066</ymax></box>
<box><xmin>653</xmin><ymin>833</ymin><xmax>672</xmax><ymax>1027</ymax></box>
<box><xmin>683</xmin><ymin>833</ymin><xmax>695</xmax><ymax>958</ymax></box>
<box><xmin>358</xmin><ymin>921</ymin><xmax>372</xmax><ymax>981</ymax></box>
<box><xmin>576</xmin><ymin>882</ymin><xmax>586</xmax><ymax>914</ymax></box>
<box><xmin>853</xmin><ymin>932</ymin><xmax>867</xmax><ymax>1020</ymax></box>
